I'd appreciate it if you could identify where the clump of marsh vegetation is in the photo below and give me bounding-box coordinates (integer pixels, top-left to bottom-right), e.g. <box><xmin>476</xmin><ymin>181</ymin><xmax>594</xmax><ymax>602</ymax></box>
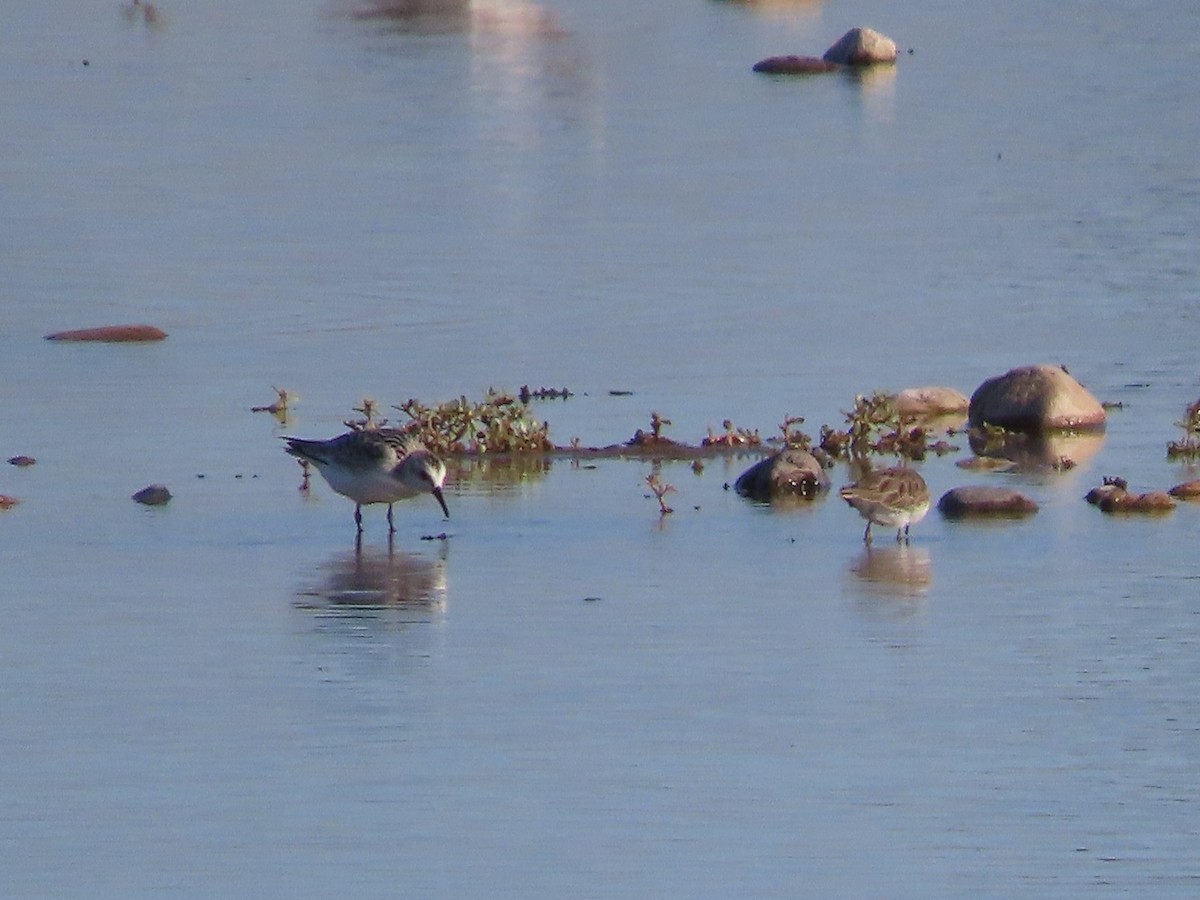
<box><xmin>627</xmin><ymin>411</ymin><xmax>676</xmax><ymax>448</ymax></box>
<box><xmin>777</xmin><ymin>414</ymin><xmax>813</xmax><ymax>450</ymax></box>
<box><xmin>1166</xmin><ymin>396</ymin><xmax>1200</xmax><ymax>460</ymax></box>
<box><xmin>701</xmin><ymin>419</ymin><xmax>762</xmax><ymax>449</ymax></box>
<box><xmin>395</xmin><ymin>390</ymin><xmax>553</xmax><ymax>456</ymax></box>
<box><xmin>818</xmin><ymin>390</ymin><xmax>954</xmax><ymax>461</ymax></box>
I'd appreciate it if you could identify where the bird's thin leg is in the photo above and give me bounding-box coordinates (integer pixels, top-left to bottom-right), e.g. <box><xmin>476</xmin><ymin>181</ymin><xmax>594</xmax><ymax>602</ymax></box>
<box><xmin>354</xmin><ymin>504</ymin><xmax>364</xmax><ymax>534</ymax></box>
<box><xmin>896</xmin><ymin>527</ymin><xmax>904</xmax><ymax>544</ymax></box>
<box><xmin>387</xmin><ymin>503</ymin><xmax>396</xmax><ymax>534</ymax></box>
<box><xmin>863</xmin><ymin>522</ymin><xmax>873</xmax><ymax>545</ymax></box>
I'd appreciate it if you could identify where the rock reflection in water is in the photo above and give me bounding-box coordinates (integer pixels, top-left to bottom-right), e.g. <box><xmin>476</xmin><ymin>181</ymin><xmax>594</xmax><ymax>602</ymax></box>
<box><xmin>848</xmin><ymin>544</ymin><xmax>932</xmax><ymax>599</ymax></box>
<box><xmin>296</xmin><ymin>546</ymin><xmax>448</xmax><ymax>611</ymax></box>
<box><xmin>966</xmin><ymin>428</ymin><xmax>1105</xmax><ymax>472</ymax></box>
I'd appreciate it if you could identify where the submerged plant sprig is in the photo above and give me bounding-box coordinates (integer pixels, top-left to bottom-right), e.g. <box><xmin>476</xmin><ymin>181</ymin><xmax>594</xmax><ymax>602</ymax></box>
<box><xmin>1167</xmin><ymin>396</ymin><xmax>1200</xmax><ymax>460</ymax></box>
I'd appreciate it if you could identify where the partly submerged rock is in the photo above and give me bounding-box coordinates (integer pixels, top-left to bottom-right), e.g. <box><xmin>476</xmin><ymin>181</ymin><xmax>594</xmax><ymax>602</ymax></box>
<box><xmin>734</xmin><ymin>448</ymin><xmax>829</xmax><ymax>500</ymax></box>
<box><xmin>7</xmin><ymin>456</ymin><xmax>36</xmax><ymax>467</ymax></box>
<box><xmin>0</xmin><ymin>495</ymin><xmax>18</xmax><ymax>510</ymax></box>
<box><xmin>968</xmin><ymin>364</ymin><xmax>1106</xmax><ymax>433</ymax></box>
<box><xmin>132</xmin><ymin>484</ymin><xmax>172</xmax><ymax>506</ymax></box>
<box><xmin>45</xmin><ymin>324</ymin><xmax>168</xmax><ymax>343</ymax></box>
<box><xmin>753</xmin><ymin>55</ymin><xmax>838</xmax><ymax>75</ymax></box>
<box><xmin>822</xmin><ymin>27</ymin><xmax>898</xmax><ymax>66</ymax></box>
<box><xmin>937</xmin><ymin>486</ymin><xmax>1038</xmax><ymax>518</ymax></box>
<box><xmin>1168</xmin><ymin>479</ymin><xmax>1200</xmax><ymax>499</ymax></box>
<box><xmin>1086</xmin><ymin>478</ymin><xmax>1175</xmax><ymax>513</ymax></box>
<box><xmin>894</xmin><ymin>386</ymin><xmax>969</xmax><ymax>419</ymax></box>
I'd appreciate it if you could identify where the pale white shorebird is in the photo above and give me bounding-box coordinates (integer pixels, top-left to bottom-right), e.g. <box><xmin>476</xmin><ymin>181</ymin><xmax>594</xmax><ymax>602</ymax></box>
<box><xmin>284</xmin><ymin>428</ymin><xmax>449</xmax><ymax>535</ymax></box>
<box><xmin>839</xmin><ymin>465</ymin><xmax>930</xmax><ymax>545</ymax></box>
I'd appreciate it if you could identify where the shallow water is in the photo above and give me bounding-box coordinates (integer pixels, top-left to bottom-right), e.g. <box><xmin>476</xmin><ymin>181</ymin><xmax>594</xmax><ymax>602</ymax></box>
<box><xmin>2</xmin><ymin>0</ymin><xmax>1200</xmax><ymax>896</ymax></box>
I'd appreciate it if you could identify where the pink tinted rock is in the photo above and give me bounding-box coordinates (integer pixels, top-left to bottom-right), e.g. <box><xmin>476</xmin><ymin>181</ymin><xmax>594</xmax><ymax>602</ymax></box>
<box><xmin>822</xmin><ymin>28</ymin><xmax>898</xmax><ymax>66</ymax></box>
<box><xmin>894</xmin><ymin>386</ymin><xmax>969</xmax><ymax>418</ymax></box>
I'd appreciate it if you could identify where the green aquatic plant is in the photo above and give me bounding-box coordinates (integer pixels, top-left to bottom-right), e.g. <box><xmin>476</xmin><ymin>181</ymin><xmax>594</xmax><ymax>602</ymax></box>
<box><xmin>1167</xmin><ymin>396</ymin><xmax>1200</xmax><ymax>460</ymax></box>
<box><xmin>819</xmin><ymin>390</ymin><xmax>947</xmax><ymax>461</ymax></box>
<box><xmin>702</xmin><ymin>419</ymin><xmax>761</xmax><ymax>448</ymax></box>
<box><xmin>778</xmin><ymin>414</ymin><xmax>812</xmax><ymax>450</ymax></box>
<box><xmin>394</xmin><ymin>390</ymin><xmax>553</xmax><ymax>456</ymax></box>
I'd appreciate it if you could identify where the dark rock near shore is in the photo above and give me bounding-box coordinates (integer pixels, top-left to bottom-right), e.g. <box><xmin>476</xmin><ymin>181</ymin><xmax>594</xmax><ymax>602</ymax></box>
<box><xmin>133</xmin><ymin>484</ymin><xmax>172</xmax><ymax>506</ymax></box>
<box><xmin>7</xmin><ymin>456</ymin><xmax>36</xmax><ymax>467</ymax></box>
<box><xmin>968</xmin><ymin>364</ymin><xmax>1106</xmax><ymax>433</ymax></box>
<box><xmin>937</xmin><ymin>486</ymin><xmax>1038</xmax><ymax>518</ymax></box>
<box><xmin>734</xmin><ymin>448</ymin><xmax>829</xmax><ymax>500</ymax></box>
<box><xmin>822</xmin><ymin>27</ymin><xmax>898</xmax><ymax>66</ymax></box>
<box><xmin>45</xmin><ymin>324</ymin><xmax>168</xmax><ymax>343</ymax></box>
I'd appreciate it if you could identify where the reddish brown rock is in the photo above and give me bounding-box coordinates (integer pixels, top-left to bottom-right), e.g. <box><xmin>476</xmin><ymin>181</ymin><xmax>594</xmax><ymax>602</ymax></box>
<box><xmin>1086</xmin><ymin>478</ymin><xmax>1175</xmax><ymax>513</ymax></box>
<box><xmin>734</xmin><ymin>448</ymin><xmax>829</xmax><ymax>500</ymax></box>
<box><xmin>45</xmin><ymin>324</ymin><xmax>167</xmax><ymax>343</ymax></box>
<box><xmin>7</xmin><ymin>456</ymin><xmax>36</xmax><ymax>467</ymax></box>
<box><xmin>822</xmin><ymin>27</ymin><xmax>898</xmax><ymax>66</ymax></box>
<box><xmin>752</xmin><ymin>55</ymin><xmax>838</xmax><ymax>75</ymax></box>
<box><xmin>1168</xmin><ymin>479</ymin><xmax>1200</xmax><ymax>499</ymax></box>
<box><xmin>968</xmin><ymin>364</ymin><xmax>1106</xmax><ymax>433</ymax></box>
<box><xmin>937</xmin><ymin>486</ymin><xmax>1038</xmax><ymax>518</ymax></box>
<box><xmin>0</xmin><ymin>495</ymin><xmax>18</xmax><ymax>510</ymax></box>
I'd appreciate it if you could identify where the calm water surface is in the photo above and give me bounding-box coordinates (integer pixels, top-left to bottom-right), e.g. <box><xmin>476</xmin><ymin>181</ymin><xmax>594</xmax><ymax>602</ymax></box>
<box><xmin>2</xmin><ymin>0</ymin><xmax>1199</xmax><ymax>896</ymax></box>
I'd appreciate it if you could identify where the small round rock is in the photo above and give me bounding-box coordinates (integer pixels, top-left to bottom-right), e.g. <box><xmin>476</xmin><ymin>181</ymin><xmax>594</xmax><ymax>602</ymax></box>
<box><xmin>132</xmin><ymin>484</ymin><xmax>172</xmax><ymax>506</ymax></box>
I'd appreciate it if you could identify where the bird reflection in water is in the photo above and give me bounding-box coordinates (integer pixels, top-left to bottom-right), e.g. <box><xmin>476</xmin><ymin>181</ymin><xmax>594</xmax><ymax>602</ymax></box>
<box><xmin>340</xmin><ymin>0</ymin><xmax>561</xmax><ymax>37</ymax></box>
<box><xmin>848</xmin><ymin>544</ymin><xmax>932</xmax><ymax>600</ymax></box>
<box><xmin>296</xmin><ymin>544</ymin><xmax>448</xmax><ymax>612</ymax></box>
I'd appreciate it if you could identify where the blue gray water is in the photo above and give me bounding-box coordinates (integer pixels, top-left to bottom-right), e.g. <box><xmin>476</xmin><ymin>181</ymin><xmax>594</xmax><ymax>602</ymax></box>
<box><xmin>2</xmin><ymin>0</ymin><xmax>1199</xmax><ymax>896</ymax></box>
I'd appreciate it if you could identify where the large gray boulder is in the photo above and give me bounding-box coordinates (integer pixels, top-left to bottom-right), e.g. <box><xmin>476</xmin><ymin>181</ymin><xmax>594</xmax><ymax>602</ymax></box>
<box><xmin>822</xmin><ymin>28</ymin><xmax>898</xmax><ymax>66</ymax></box>
<box><xmin>968</xmin><ymin>364</ymin><xmax>1106</xmax><ymax>433</ymax></box>
<box><xmin>734</xmin><ymin>449</ymin><xmax>829</xmax><ymax>500</ymax></box>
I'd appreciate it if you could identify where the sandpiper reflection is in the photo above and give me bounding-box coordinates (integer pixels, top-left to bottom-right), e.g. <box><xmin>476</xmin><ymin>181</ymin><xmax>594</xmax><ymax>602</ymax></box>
<box><xmin>848</xmin><ymin>544</ymin><xmax>932</xmax><ymax>598</ymax></box>
<box><xmin>340</xmin><ymin>0</ymin><xmax>560</xmax><ymax>36</ymax></box>
<box><xmin>297</xmin><ymin>545</ymin><xmax>448</xmax><ymax>611</ymax></box>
